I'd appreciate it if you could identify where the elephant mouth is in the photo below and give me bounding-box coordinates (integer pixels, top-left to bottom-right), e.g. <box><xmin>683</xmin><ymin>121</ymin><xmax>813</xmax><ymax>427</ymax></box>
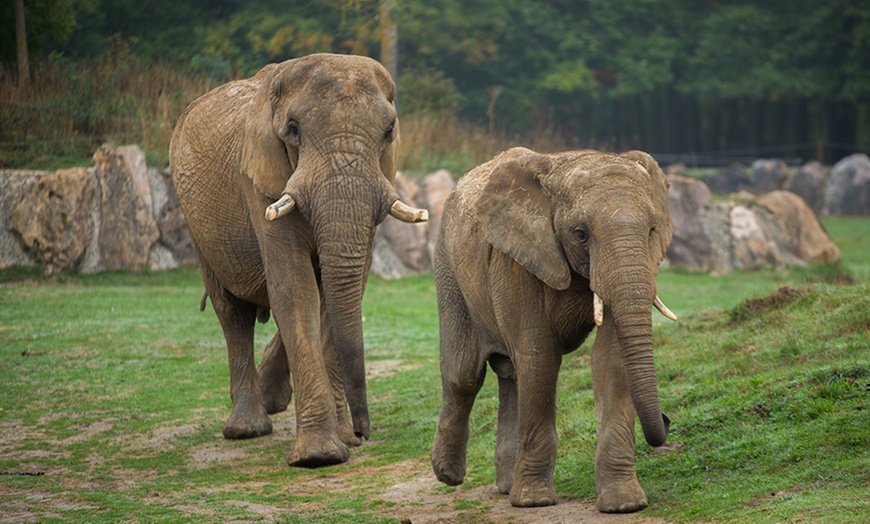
<box><xmin>592</xmin><ymin>292</ymin><xmax>678</xmax><ymax>326</ymax></box>
<box><xmin>264</xmin><ymin>192</ymin><xmax>428</xmax><ymax>223</ymax></box>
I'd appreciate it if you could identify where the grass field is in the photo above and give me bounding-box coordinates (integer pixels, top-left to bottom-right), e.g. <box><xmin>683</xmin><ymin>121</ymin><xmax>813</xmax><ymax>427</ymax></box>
<box><xmin>1</xmin><ymin>217</ymin><xmax>868</xmax><ymax>522</ymax></box>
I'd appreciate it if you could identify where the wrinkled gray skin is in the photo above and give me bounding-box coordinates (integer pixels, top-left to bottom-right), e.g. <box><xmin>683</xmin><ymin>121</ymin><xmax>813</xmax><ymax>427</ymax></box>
<box><xmin>170</xmin><ymin>54</ymin><xmax>425</xmax><ymax>467</ymax></box>
<box><xmin>430</xmin><ymin>147</ymin><xmax>674</xmax><ymax>512</ymax></box>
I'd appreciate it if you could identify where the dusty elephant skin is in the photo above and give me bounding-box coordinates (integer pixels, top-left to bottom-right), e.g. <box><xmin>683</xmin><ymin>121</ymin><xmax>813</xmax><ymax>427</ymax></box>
<box><xmin>169</xmin><ymin>53</ymin><xmax>427</xmax><ymax>468</ymax></box>
<box><xmin>430</xmin><ymin>147</ymin><xmax>675</xmax><ymax>512</ymax></box>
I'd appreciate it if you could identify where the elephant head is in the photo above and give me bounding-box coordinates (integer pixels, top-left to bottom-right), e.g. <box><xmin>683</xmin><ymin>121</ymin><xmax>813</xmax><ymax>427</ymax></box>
<box><xmin>475</xmin><ymin>148</ymin><xmax>674</xmax><ymax>446</ymax></box>
<box><xmin>239</xmin><ymin>54</ymin><xmax>427</xmax><ymax>439</ymax></box>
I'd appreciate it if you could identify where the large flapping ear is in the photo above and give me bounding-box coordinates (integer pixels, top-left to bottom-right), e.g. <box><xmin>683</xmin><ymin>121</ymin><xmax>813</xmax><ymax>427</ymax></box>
<box><xmin>380</xmin><ymin>117</ymin><xmax>399</xmax><ymax>183</ymax></box>
<box><xmin>240</xmin><ymin>70</ymin><xmax>294</xmax><ymax>200</ymax></box>
<box><xmin>621</xmin><ymin>150</ymin><xmax>674</xmax><ymax>256</ymax></box>
<box><xmin>476</xmin><ymin>150</ymin><xmax>572</xmax><ymax>290</ymax></box>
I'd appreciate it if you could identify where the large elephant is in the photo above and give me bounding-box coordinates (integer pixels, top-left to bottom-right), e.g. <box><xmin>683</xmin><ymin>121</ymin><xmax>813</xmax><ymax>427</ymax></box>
<box><xmin>430</xmin><ymin>147</ymin><xmax>676</xmax><ymax>512</ymax></box>
<box><xmin>169</xmin><ymin>53</ymin><xmax>427</xmax><ymax>467</ymax></box>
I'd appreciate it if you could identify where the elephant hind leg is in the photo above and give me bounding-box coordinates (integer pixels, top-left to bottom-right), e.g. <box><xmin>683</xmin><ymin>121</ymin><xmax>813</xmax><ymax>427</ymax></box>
<box><xmin>490</xmin><ymin>354</ymin><xmax>518</xmax><ymax>495</ymax></box>
<box><xmin>258</xmin><ymin>332</ymin><xmax>293</xmax><ymax>415</ymax></box>
<box><xmin>201</xmin><ymin>262</ymin><xmax>272</xmax><ymax>439</ymax></box>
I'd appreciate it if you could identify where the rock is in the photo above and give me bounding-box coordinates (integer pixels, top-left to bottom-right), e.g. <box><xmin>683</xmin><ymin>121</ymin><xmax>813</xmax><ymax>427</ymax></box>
<box><xmin>701</xmin><ymin>164</ymin><xmax>752</xmax><ymax>195</ymax></box>
<box><xmin>700</xmin><ymin>201</ymin><xmax>803</xmax><ymax>274</ymax></box>
<box><xmin>752</xmin><ymin>159</ymin><xmax>789</xmax><ymax>193</ymax></box>
<box><xmin>0</xmin><ymin>171</ymin><xmax>43</xmax><ymax>269</ymax></box>
<box><xmin>760</xmin><ymin>190</ymin><xmax>841</xmax><ymax>264</ymax></box>
<box><xmin>370</xmin><ymin>170</ymin><xmax>455</xmax><ymax>279</ymax></box>
<box><xmin>666</xmin><ymin>175</ymin><xmax>714</xmax><ymax>270</ymax></box>
<box><xmin>665</xmin><ymin>163</ymin><xmax>687</xmax><ymax>176</ymax></box>
<box><xmin>419</xmin><ymin>169</ymin><xmax>455</xmax><ymax>257</ymax></box>
<box><xmin>9</xmin><ymin>168</ymin><xmax>95</xmax><ymax>274</ymax></box>
<box><xmin>371</xmin><ymin>172</ymin><xmax>431</xmax><ymax>279</ymax></box>
<box><xmin>784</xmin><ymin>161</ymin><xmax>827</xmax><ymax>214</ymax></box>
<box><xmin>823</xmin><ymin>153</ymin><xmax>870</xmax><ymax>216</ymax></box>
<box><xmin>90</xmin><ymin>144</ymin><xmax>160</xmax><ymax>272</ymax></box>
<box><xmin>149</xmin><ymin>167</ymin><xmax>197</xmax><ymax>266</ymax></box>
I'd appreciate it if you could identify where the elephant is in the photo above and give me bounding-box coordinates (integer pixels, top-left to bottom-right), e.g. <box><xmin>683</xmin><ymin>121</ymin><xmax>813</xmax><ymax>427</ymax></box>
<box><xmin>169</xmin><ymin>53</ymin><xmax>427</xmax><ymax>468</ymax></box>
<box><xmin>430</xmin><ymin>147</ymin><xmax>677</xmax><ymax>512</ymax></box>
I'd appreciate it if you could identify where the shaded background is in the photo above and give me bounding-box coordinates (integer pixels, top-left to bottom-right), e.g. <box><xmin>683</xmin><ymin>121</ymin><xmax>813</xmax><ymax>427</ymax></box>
<box><xmin>2</xmin><ymin>0</ymin><xmax>869</xmax><ymax>167</ymax></box>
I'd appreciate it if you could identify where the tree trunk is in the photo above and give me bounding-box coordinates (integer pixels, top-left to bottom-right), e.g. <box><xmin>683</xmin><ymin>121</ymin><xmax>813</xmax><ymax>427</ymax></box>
<box><xmin>15</xmin><ymin>0</ymin><xmax>30</xmax><ymax>88</ymax></box>
<box><xmin>379</xmin><ymin>0</ymin><xmax>398</xmax><ymax>82</ymax></box>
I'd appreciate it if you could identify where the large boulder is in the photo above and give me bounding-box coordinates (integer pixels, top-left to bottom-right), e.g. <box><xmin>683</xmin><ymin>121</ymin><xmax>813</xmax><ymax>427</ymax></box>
<box><xmin>86</xmin><ymin>144</ymin><xmax>161</xmax><ymax>272</ymax></box>
<box><xmin>823</xmin><ymin>153</ymin><xmax>870</xmax><ymax>216</ymax></box>
<box><xmin>371</xmin><ymin>172</ymin><xmax>432</xmax><ymax>279</ymax></box>
<box><xmin>9</xmin><ymin>168</ymin><xmax>95</xmax><ymax>274</ymax></box>
<box><xmin>147</xmin><ymin>167</ymin><xmax>197</xmax><ymax>268</ymax></box>
<box><xmin>784</xmin><ymin>161</ymin><xmax>828</xmax><ymax>214</ymax></box>
<box><xmin>701</xmin><ymin>164</ymin><xmax>752</xmax><ymax>195</ymax></box>
<box><xmin>752</xmin><ymin>159</ymin><xmax>789</xmax><ymax>193</ymax></box>
<box><xmin>665</xmin><ymin>178</ymin><xmax>836</xmax><ymax>274</ymax></box>
<box><xmin>760</xmin><ymin>191</ymin><xmax>841</xmax><ymax>264</ymax></box>
<box><xmin>419</xmin><ymin>169</ymin><xmax>455</xmax><ymax>258</ymax></box>
<box><xmin>700</xmin><ymin>201</ymin><xmax>803</xmax><ymax>274</ymax></box>
<box><xmin>666</xmin><ymin>175</ymin><xmax>714</xmax><ymax>270</ymax></box>
<box><xmin>0</xmin><ymin>171</ymin><xmax>43</xmax><ymax>269</ymax></box>
<box><xmin>369</xmin><ymin>170</ymin><xmax>455</xmax><ymax>279</ymax></box>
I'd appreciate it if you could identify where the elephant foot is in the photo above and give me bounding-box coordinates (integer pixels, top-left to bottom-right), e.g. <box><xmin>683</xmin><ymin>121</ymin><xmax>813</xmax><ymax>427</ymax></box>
<box><xmin>223</xmin><ymin>405</ymin><xmax>273</xmax><ymax>439</ymax></box>
<box><xmin>431</xmin><ymin>437</ymin><xmax>466</xmax><ymax>486</ymax></box>
<box><xmin>494</xmin><ymin>451</ymin><xmax>516</xmax><ymax>494</ymax></box>
<box><xmin>260</xmin><ymin>379</ymin><xmax>293</xmax><ymax>415</ymax></box>
<box><xmin>596</xmin><ymin>478</ymin><xmax>648</xmax><ymax>513</ymax></box>
<box><xmin>287</xmin><ymin>435</ymin><xmax>349</xmax><ymax>468</ymax></box>
<box><xmin>338</xmin><ymin>419</ymin><xmax>362</xmax><ymax>448</ymax></box>
<box><xmin>509</xmin><ymin>478</ymin><xmax>557</xmax><ymax>507</ymax></box>
<box><xmin>496</xmin><ymin>470</ymin><xmax>513</xmax><ymax>495</ymax></box>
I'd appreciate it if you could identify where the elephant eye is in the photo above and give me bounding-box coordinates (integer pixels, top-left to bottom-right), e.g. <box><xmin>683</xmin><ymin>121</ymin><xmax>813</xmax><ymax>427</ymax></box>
<box><xmin>383</xmin><ymin>123</ymin><xmax>395</xmax><ymax>140</ymax></box>
<box><xmin>575</xmin><ymin>226</ymin><xmax>588</xmax><ymax>244</ymax></box>
<box><xmin>287</xmin><ymin>120</ymin><xmax>300</xmax><ymax>137</ymax></box>
<box><xmin>650</xmin><ymin>225</ymin><xmax>658</xmax><ymax>237</ymax></box>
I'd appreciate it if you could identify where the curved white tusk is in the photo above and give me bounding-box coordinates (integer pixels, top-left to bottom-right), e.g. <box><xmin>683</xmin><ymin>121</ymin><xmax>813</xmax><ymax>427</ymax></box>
<box><xmin>593</xmin><ymin>292</ymin><xmax>604</xmax><ymax>326</ymax></box>
<box><xmin>390</xmin><ymin>200</ymin><xmax>429</xmax><ymax>223</ymax></box>
<box><xmin>265</xmin><ymin>194</ymin><xmax>296</xmax><ymax>221</ymax></box>
<box><xmin>654</xmin><ymin>295</ymin><xmax>678</xmax><ymax>321</ymax></box>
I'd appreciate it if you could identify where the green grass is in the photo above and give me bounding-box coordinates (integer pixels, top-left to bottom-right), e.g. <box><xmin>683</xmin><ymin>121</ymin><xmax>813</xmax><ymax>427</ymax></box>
<box><xmin>1</xmin><ymin>218</ymin><xmax>868</xmax><ymax>522</ymax></box>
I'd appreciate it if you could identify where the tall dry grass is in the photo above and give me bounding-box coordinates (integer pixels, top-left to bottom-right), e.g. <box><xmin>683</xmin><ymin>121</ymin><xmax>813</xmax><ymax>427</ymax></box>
<box><xmin>1</xmin><ymin>59</ymin><xmax>567</xmax><ymax>175</ymax></box>
<box><xmin>1</xmin><ymin>59</ymin><xmax>220</xmax><ymax>169</ymax></box>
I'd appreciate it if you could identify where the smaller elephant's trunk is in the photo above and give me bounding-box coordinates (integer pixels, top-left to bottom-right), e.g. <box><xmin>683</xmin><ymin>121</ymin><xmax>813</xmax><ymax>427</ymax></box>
<box><xmin>593</xmin><ymin>233</ymin><xmax>669</xmax><ymax>447</ymax></box>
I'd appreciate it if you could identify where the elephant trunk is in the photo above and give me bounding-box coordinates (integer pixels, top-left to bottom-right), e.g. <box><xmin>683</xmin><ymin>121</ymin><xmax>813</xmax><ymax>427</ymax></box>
<box><xmin>320</xmin><ymin>235</ymin><xmax>371</xmax><ymax>438</ymax></box>
<box><xmin>594</xmin><ymin>234</ymin><xmax>669</xmax><ymax>447</ymax></box>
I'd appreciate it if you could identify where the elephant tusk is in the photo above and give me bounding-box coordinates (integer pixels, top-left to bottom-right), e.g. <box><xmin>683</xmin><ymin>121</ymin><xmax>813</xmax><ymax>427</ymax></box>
<box><xmin>654</xmin><ymin>295</ymin><xmax>678</xmax><ymax>321</ymax></box>
<box><xmin>390</xmin><ymin>200</ymin><xmax>429</xmax><ymax>223</ymax></box>
<box><xmin>593</xmin><ymin>292</ymin><xmax>604</xmax><ymax>326</ymax></box>
<box><xmin>265</xmin><ymin>194</ymin><xmax>296</xmax><ymax>221</ymax></box>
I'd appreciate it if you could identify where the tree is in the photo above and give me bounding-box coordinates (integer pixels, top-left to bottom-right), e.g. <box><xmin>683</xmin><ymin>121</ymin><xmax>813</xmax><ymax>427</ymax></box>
<box><xmin>15</xmin><ymin>0</ymin><xmax>28</xmax><ymax>86</ymax></box>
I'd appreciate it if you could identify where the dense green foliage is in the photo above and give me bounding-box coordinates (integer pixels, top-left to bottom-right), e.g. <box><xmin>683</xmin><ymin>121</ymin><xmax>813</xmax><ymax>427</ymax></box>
<box><xmin>0</xmin><ymin>220</ymin><xmax>868</xmax><ymax>522</ymax></box>
<box><xmin>2</xmin><ymin>0</ymin><xmax>869</xmax><ymax>166</ymax></box>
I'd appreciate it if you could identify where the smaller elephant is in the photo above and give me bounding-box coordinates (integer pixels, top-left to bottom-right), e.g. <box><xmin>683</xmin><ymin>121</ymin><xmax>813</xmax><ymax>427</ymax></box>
<box><xmin>430</xmin><ymin>147</ymin><xmax>677</xmax><ymax>512</ymax></box>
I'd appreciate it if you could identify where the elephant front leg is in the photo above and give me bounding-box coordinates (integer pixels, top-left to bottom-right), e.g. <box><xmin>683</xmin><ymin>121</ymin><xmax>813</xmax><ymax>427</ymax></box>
<box><xmin>509</xmin><ymin>348</ymin><xmax>561</xmax><ymax>508</ymax></box>
<box><xmin>431</xmin><ymin>283</ymin><xmax>485</xmax><ymax>486</ymax></box>
<box><xmin>271</xmin><ymin>277</ymin><xmax>350</xmax><ymax>468</ymax></box>
<box><xmin>591</xmin><ymin>320</ymin><xmax>648</xmax><ymax>513</ymax></box>
<box><xmin>210</xmin><ymin>287</ymin><xmax>273</xmax><ymax>439</ymax></box>
<box><xmin>257</xmin><ymin>332</ymin><xmax>293</xmax><ymax>415</ymax></box>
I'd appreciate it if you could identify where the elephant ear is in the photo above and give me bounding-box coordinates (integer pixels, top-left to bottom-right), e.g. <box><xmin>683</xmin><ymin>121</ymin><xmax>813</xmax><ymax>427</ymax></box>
<box><xmin>476</xmin><ymin>150</ymin><xmax>572</xmax><ymax>290</ymax></box>
<box><xmin>622</xmin><ymin>150</ymin><xmax>674</xmax><ymax>258</ymax></box>
<box><xmin>240</xmin><ymin>69</ymin><xmax>294</xmax><ymax>200</ymax></box>
<box><xmin>379</xmin><ymin>116</ymin><xmax>399</xmax><ymax>183</ymax></box>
